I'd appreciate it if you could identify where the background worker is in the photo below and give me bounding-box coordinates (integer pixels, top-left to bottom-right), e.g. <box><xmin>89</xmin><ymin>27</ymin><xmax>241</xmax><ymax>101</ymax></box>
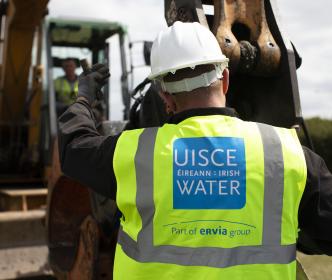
<box><xmin>58</xmin><ymin>22</ymin><xmax>332</xmax><ymax>279</ymax></box>
<box><xmin>54</xmin><ymin>58</ymin><xmax>78</xmax><ymax>115</ymax></box>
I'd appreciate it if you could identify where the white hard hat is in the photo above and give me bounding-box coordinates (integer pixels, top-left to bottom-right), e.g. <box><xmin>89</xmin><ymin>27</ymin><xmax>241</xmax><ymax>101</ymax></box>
<box><xmin>148</xmin><ymin>21</ymin><xmax>229</xmax><ymax>91</ymax></box>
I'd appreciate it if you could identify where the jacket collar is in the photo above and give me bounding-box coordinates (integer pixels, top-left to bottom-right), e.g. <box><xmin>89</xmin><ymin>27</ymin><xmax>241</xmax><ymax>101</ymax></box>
<box><xmin>168</xmin><ymin>107</ymin><xmax>238</xmax><ymax>124</ymax></box>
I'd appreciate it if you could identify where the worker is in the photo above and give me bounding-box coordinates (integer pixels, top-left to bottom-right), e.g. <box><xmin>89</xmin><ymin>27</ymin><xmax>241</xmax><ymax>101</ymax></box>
<box><xmin>54</xmin><ymin>58</ymin><xmax>79</xmax><ymax>115</ymax></box>
<box><xmin>58</xmin><ymin>22</ymin><xmax>332</xmax><ymax>280</ymax></box>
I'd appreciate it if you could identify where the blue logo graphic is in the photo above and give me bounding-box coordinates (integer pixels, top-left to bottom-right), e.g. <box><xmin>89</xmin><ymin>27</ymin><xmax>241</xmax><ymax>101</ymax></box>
<box><xmin>173</xmin><ymin>137</ymin><xmax>246</xmax><ymax>209</ymax></box>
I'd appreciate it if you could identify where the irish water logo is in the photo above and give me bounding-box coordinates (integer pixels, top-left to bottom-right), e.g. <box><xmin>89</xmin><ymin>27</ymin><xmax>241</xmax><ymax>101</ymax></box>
<box><xmin>173</xmin><ymin>137</ymin><xmax>246</xmax><ymax>209</ymax></box>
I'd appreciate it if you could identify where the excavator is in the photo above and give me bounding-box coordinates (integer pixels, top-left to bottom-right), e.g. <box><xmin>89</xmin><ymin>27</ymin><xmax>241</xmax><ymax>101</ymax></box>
<box><xmin>0</xmin><ymin>0</ymin><xmax>131</xmax><ymax>278</ymax></box>
<box><xmin>0</xmin><ymin>0</ymin><xmax>321</xmax><ymax>279</ymax></box>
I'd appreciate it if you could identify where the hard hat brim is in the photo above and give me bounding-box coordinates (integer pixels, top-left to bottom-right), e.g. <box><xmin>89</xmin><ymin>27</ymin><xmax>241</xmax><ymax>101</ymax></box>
<box><xmin>148</xmin><ymin>58</ymin><xmax>229</xmax><ymax>80</ymax></box>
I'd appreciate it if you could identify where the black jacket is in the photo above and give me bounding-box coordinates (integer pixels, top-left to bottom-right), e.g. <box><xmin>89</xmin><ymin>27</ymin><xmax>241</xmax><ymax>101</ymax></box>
<box><xmin>59</xmin><ymin>100</ymin><xmax>332</xmax><ymax>255</ymax></box>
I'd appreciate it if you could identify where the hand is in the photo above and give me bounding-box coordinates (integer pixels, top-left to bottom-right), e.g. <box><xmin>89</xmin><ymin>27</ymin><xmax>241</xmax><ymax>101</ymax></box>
<box><xmin>78</xmin><ymin>63</ymin><xmax>110</xmax><ymax>104</ymax></box>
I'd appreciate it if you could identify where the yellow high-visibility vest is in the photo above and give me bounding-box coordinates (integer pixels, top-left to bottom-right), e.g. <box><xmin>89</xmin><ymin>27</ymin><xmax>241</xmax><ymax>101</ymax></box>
<box><xmin>54</xmin><ymin>76</ymin><xmax>78</xmax><ymax>105</ymax></box>
<box><xmin>113</xmin><ymin>115</ymin><xmax>307</xmax><ymax>280</ymax></box>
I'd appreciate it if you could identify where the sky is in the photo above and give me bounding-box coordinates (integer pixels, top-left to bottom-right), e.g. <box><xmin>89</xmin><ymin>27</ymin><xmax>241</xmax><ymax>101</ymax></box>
<box><xmin>48</xmin><ymin>0</ymin><xmax>332</xmax><ymax>120</ymax></box>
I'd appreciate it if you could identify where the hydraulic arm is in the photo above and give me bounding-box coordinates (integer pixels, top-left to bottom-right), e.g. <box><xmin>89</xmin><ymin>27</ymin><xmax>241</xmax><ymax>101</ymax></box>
<box><xmin>0</xmin><ymin>0</ymin><xmax>48</xmax><ymax>174</ymax></box>
<box><xmin>164</xmin><ymin>0</ymin><xmax>303</xmax><ymax>128</ymax></box>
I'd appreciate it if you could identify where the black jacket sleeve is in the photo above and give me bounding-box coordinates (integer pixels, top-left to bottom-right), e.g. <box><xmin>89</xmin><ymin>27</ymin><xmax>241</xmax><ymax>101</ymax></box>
<box><xmin>58</xmin><ymin>100</ymin><xmax>120</xmax><ymax>199</ymax></box>
<box><xmin>298</xmin><ymin>146</ymin><xmax>332</xmax><ymax>255</ymax></box>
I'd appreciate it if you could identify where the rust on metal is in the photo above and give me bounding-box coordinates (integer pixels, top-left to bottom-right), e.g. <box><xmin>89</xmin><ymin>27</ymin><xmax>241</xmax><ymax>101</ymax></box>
<box><xmin>211</xmin><ymin>0</ymin><xmax>281</xmax><ymax>75</ymax></box>
<box><xmin>47</xmin><ymin>176</ymin><xmax>92</xmax><ymax>273</ymax></box>
<box><xmin>47</xmin><ymin>140</ymin><xmax>92</xmax><ymax>274</ymax></box>
<box><xmin>68</xmin><ymin>216</ymin><xmax>99</xmax><ymax>280</ymax></box>
<box><xmin>165</xmin><ymin>0</ymin><xmax>281</xmax><ymax>75</ymax></box>
<box><xmin>47</xmin><ymin>140</ymin><xmax>118</xmax><ymax>279</ymax></box>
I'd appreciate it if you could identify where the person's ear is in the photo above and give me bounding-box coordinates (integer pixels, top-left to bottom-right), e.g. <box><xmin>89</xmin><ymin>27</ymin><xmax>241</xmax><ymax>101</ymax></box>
<box><xmin>159</xmin><ymin>91</ymin><xmax>176</xmax><ymax>114</ymax></box>
<box><xmin>222</xmin><ymin>68</ymin><xmax>229</xmax><ymax>95</ymax></box>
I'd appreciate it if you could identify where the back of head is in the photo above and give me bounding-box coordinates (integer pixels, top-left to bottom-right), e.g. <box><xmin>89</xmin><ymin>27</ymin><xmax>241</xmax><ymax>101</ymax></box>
<box><xmin>163</xmin><ymin>64</ymin><xmax>224</xmax><ymax>109</ymax></box>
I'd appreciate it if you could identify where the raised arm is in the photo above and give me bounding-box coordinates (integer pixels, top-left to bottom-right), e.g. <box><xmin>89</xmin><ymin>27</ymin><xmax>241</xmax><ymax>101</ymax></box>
<box><xmin>58</xmin><ymin>64</ymin><xmax>118</xmax><ymax>199</ymax></box>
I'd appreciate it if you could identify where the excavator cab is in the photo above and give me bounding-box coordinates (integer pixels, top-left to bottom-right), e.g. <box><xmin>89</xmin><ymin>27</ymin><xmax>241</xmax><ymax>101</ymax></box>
<box><xmin>42</xmin><ymin>17</ymin><xmax>130</xmax><ymax>160</ymax></box>
<box><xmin>47</xmin><ymin>18</ymin><xmax>128</xmax><ymax>115</ymax></box>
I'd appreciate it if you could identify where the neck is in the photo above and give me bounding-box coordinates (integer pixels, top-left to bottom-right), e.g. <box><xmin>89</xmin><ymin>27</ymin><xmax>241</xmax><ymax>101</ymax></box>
<box><xmin>175</xmin><ymin>94</ymin><xmax>226</xmax><ymax>114</ymax></box>
<box><xmin>66</xmin><ymin>74</ymin><xmax>77</xmax><ymax>82</ymax></box>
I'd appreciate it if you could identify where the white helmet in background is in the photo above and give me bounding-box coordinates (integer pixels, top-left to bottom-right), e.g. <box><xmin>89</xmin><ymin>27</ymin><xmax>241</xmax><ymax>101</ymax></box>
<box><xmin>149</xmin><ymin>21</ymin><xmax>229</xmax><ymax>94</ymax></box>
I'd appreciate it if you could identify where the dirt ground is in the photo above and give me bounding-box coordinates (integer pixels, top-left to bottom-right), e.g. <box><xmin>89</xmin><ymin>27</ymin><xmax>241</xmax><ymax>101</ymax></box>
<box><xmin>298</xmin><ymin>252</ymin><xmax>332</xmax><ymax>280</ymax></box>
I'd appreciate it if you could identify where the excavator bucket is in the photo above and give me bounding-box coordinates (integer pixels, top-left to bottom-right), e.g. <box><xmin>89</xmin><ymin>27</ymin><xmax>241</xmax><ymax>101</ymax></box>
<box><xmin>47</xmin><ymin>122</ymin><xmax>126</xmax><ymax>280</ymax></box>
<box><xmin>164</xmin><ymin>0</ymin><xmax>303</xmax><ymax>128</ymax></box>
<box><xmin>47</xmin><ymin>140</ymin><xmax>118</xmax><ymax>279</ymax></box>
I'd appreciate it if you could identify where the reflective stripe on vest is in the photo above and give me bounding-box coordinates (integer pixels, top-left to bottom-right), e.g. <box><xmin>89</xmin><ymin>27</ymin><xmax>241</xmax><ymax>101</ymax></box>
<box><xmin>117</xmin><ymin>123</ymin><xmax>296</xmax><ymax>268</ymax></box>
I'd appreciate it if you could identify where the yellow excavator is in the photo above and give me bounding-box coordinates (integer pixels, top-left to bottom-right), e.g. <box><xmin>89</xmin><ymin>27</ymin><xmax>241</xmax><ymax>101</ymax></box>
<box><xmin>0</xmin><ymin>0</ymin><xmax>321</xmax><ymax>279</ymax></box>
<box><xmin>0</xmin><ymin>0</ymin><xmax>131</xmax><ymax>278</ymax></box>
